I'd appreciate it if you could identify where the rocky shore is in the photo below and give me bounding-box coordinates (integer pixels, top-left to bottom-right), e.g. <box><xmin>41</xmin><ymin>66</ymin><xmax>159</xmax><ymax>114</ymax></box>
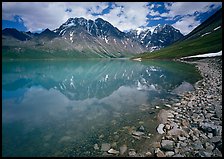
<box><xmin>153</xmin><ymin>57</ymin><xmax>222</xmax><ymax>157</ymax></box>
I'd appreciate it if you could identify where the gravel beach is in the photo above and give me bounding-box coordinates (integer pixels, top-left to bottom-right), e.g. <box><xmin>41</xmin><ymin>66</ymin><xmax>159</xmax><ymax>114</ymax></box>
<box><xmin>153</xmin><ymin>57</ymin><xmax>222</xmax><ymax>157</ymax></box>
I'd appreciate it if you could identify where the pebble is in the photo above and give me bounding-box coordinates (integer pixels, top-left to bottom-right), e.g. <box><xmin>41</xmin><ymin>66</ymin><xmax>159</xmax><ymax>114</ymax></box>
<box><xmin>157</xmin><ymin>124</ymin><xmax>165</xmax><ymax>134</ymax></box>
<box><xmin>178</xmin><ymin>136</ymin><xmax>186</xmax><ymax>141</ymax></box>
<box><xmin>145</xmin><ymin>151</ymin><xmax>152</xmax><ymax>156</ymax></box>
<box><xmin>132</xmin><ymin>131</ymin><xmax>144</xmax><ymax>137</ymax></box>
<box><xmin>161</xmin><ymin>140</ymin><xmax>175</xmax><ymax>151</ymax></box>
<box><xmin>128</xmin><ymin>149</ymin><xmax>136</xmax><ymax>156</ymax></box>
<box><xmin>94</xmin><ymin>144</ymin><xmax>99</xmax><ymax>150</ymax></box>
<box><xmin>165</xmin><ymin>151</ymin><xmax>175</xmax><ymax>157</ymax></box>
<box><xmin>101</xmin><ymin>143</ymin><xmax>111</xmax><ymax>151</ymax></box>
<box><xmin>155</xmin><ymin>148</ymin><xmax>166</xmax><ymax>157</ymax></box>
<box><xmin>108</xmin><ymin>148</ymin><xmax>119</xmax><ymax>154</ymax></box>
<box><xmin>119</xmin><ymin>145</ymin><xmax>127</xmax><ymax>155</ymax></box>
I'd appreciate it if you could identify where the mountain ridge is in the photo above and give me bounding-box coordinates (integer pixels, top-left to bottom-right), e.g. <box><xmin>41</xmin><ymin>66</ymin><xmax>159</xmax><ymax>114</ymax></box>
<box><xmin>2</xmin><ymin>17</ymin><xmax>184</xmax><ymax>59</ymax></box>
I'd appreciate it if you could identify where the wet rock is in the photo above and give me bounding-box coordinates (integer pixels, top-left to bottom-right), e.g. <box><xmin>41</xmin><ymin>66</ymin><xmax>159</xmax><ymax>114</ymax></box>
<box><xmin>161</xmin><ymin>140</ymin><xmax>175</xmax><ymax>151</ymax></box>
<box><xmin>155</xmin><ymin>148</ymin><xmax>166</xmax><ymax>157</ymax></box>
<box><xmin>165</xmin><ymin>124</ymin><xmax>171</xmax><ymax>130</ymax></box>
<box><xmin>213</xmin><ymin>148</ymin><xmax>222</xmax><ymax>157</ymax></box>
<box><xmin>180</xmin><ymin>142</ymin><xmax>187</xmax><ymax>147</ymax></box>
<box><xmin>209</xmin><ymin>136</ymin><xmax>222</xmax><ymax>143</ymax></box>
<box><xmin>207</xmin><ymin>133</ymin><xmax>213</xmax><ymax>139</ymax></box>
<box><xmin>165</xmin><ymin>151</ymin><xmax>175</xmax><ymax>157</ymax></box>
<box><xmin>157</xmin><ymin>124</ymin><xmax>165</xmax><ymax>134</ymax></box>
<box><xmin>101</xmin><ymin>143</ymin><xmax>111</xmax><ymax>151</ymax></box>
<box><xmin>178</xmin><ymin>136</ymin><xmax>186</xmax><ymax>141</ymax></box>
<box><xmin>172</xmin><ymin>153</ymin><xmax>184</xmax><ymax>157</ymax></box>
<box><xmin>165</xmin><ymin>104</ymin><xmax>171</xmax><ymax>108</ymax></box>
<box><xmin>119</xmin><ymin>145</ymin><xmax>127</xmax><ymax>155</ymax></box>
<box><xmin>111</xmin><ymin>142</ymin><xmax>117</xmax><ymax>148</ymax></box>
<box><xmin>132</xmin><ymin>131</ymin><xmax>144</xmax><ymax>137</ymax></box>
<box><xmin>157</xmin><ymin>109</ymin><xmax>169</xmax><ymax>124</ymax></box>
<box><xmin>198</xmin><ymin>150</ymin><xmax>212</xmax><ymax>157</ymax></box>
<box><xmin>138</xmin><ymin>125</ymin><xmax>145</xmax><ymax>132</ymax></box>
<box><xmin>204</xmin><ymin>142</ymin><xmax>214</xmax><ymax>151</ymax></box>
<box><xmin>114</xmin><ymin>135</ymin><xmax>119</xmax><ymax>140</ymax></box>
<box><xmin>108</xmin><ymin>148</ymin><xmax>119</xmax><ymax>154</ymax></box>
<box><xmin>181</xmin><ymin>119</ymin><xmax>190</xmax><ymax>127</ymax></box>
<box><xmin>153</xmin><ymin>142</ymin><xmax>161</xmax><ymax>148</ymax></box>
<box><xmin>128</xmin><ymin>149</ymin><xmax>136</xmax><ymax>156</ymax></box>
<box><xmin>99</xmin><ymin>134</ymin><xmax>104</xmax><ymax>139</ymax></box>
<box><xmin>167</xmin><ymin>128</ymin><xmax>186</xmax><ymax>136</ymax></box>
<box><xmin>145</xmin><ymin>151</ymin><xmax>152</xmax><ymax>157</ymax></box>
<box><xmin>94</xmin><ymin>144</ymin><xmax>99</xmax><ymax>150</ymax></box>
<box><xmin>192</xmin><ymin>141</ymin><xmax>203</xmax><ymax>150</ymax></box>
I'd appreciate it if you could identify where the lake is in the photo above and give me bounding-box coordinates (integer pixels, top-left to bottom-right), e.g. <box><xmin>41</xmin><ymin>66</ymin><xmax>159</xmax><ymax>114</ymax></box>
<box><xmin>2</xmin><ymin>59</ymin><xmax>201</xmax><ymax>157</ymax></box>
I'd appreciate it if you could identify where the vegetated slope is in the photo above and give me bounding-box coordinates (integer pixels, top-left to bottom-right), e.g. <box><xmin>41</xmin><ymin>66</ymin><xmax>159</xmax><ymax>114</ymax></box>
<box><xmin>134</xmin><ymin>8</ymin><xmax>222</xmax><ymax>59</ymax></box>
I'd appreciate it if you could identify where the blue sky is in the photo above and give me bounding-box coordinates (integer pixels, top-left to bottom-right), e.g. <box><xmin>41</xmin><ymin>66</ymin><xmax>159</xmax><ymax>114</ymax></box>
<box><xmin>2</xmin><ymin>2</ymin><xmax>222</xmax><ymax>35</ymax></box>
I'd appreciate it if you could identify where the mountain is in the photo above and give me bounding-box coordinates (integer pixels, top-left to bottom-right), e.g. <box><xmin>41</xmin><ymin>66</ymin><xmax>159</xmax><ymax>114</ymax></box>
<box><xmin>2</xmin><ymin>17</ymin><xmax>183</xmax><ymax>59</ymax></box>
<box><xmin>135</xmin><ymin>8</ymin><xmax>222</xmax><ymax>59</ymax></box>
<box><xmin>127</xmin><ymin>24</ymin><xmax>183</xmax><ymax>52</ymax></box>
<box><xmin>2</xmin><ymin>28</ymin><xmax>32</xmax><ymax>41</ymax></box>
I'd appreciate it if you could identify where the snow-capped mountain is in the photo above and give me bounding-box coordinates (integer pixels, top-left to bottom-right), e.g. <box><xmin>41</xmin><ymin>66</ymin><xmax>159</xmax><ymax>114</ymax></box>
<box><xmin>2</xmin><ymin>17</ymin><xmax>184</xmax><ymax>58</ymax></box>
<box><xmin>127</xmin><ymin>24</ymin><xmax>184</xmax><ymax>52</ymax></box>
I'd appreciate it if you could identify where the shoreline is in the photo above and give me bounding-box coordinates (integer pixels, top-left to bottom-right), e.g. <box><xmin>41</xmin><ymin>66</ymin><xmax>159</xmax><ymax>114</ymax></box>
<box><xmin>151</xmin><ymin>57</ymin><xmax>222</xmax><ymax>157</ymax></box>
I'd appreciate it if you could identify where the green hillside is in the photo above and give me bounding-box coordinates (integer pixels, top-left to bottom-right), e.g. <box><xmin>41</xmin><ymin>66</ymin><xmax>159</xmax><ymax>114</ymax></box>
<box><xmin>134</xmin><ymin>8</ymin><xmax>222</xmax><ymax>59</ymax></box>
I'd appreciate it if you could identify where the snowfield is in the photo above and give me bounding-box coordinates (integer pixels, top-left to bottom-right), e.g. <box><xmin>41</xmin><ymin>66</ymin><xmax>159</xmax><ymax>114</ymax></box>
<box><xmin>180</xmin><ymin>50</ymin><xmax>222</xmax><ymax>59</ymax></box>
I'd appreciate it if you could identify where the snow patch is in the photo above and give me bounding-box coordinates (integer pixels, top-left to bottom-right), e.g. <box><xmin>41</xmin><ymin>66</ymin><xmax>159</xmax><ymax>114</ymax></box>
<box><xmin>159</xmin><ymin>39</ymin><xmax>164</xmax><ymax>43</ymax></box>
<box><xmin>213</xmin><ymin>26</ymin><xmax>221</xmax><ymax>31</ymax></box>
<box><xmin>70</xmin><ymin>32</ymin><xmax>74</xmax><ymax>43</ymax></box>
<box><xmin>180</xmin><ymin>51</ymin><xmax>222</xmax><ymax>59</ymax></box>
<box><xmin>105</xmin><ymin>74</ymin><xmax>109</xmax><ymax>81</ymax></box>
<box><xmin>105</xmin><ymin>36</ymin><xmax>109</xmax><ymax>44</ymax></box>
<box><xmin>201</xmin><ymin>32</ymin><xmax>211</xmax><ymax>37</ymax></box>
<box><xmin>132</xmin><ymin>58</ymin><xmax>142</xmax><ymax>62</ymax></box>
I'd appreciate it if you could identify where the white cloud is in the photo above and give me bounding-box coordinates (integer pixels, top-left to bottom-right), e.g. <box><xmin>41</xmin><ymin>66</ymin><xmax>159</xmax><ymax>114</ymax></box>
<box><xmin>2</xmin><ymin>2</ymin><xmax>150</xmax><ymax>32</ymax></box>
<box><xmin>172</xmin><ymin>15</ymin><xmax>201</xmax><ymax>35</ymax></box>
<box><xmin>164</xmin><ymin>2</ymin><xmax>222</xmax><ymax>18</ymax></box>
<box><xmin>151</xmin><ymin>17</ymin><xmax>162</xmax><ymax>20</ymax></box>
<box><xmin>2</xmin><ymin>2</ymin><xmax>222</xmax><ymax>34</ymax></box>
<box><xmin>163</xmin><ymin>2</ymin><xmax>222</xmax><ymax>34</ymax></box>
<box><xmin>102</xmin><ymin>2</ymin><xmax>150</xmax><ymax>31</ymax></box>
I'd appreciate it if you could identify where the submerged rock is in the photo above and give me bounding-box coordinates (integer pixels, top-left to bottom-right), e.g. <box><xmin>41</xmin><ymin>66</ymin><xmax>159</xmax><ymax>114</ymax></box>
<box><xmin>58</xmin><ymin>136</ymin><xmax>72</xmax><ymax>143</ymax></box>
<box><xmin>94</xmin><ymin>144</ymin><xmax>99</xmax><ymax>150</ymax></box>
<box><xmin>119</xmin><ymin>145</ymin><xmax>128</xmax><ymax>155</ymax></box>
<box><xmin>101</xmin><ymin>143</ymin><xmax>111</xmax><ymax>151</ymax></box>
<box><xmin>172</xmin><ymin>81</ymin><xmax>195</xmax><ymax>95</ymax></box>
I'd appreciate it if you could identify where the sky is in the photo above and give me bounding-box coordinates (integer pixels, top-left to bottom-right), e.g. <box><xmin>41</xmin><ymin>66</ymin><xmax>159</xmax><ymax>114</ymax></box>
<box><xmin>2</xmin><ymin>2</ymin><xmax>222</xmax><ymax>35</ymax></box>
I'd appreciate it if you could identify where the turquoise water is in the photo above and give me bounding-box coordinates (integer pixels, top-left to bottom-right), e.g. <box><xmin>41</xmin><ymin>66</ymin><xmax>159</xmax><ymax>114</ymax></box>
<box><xmin>2</xmin><ymin>59</ymin><xmax>201</xmax><ymax>157</ymax></box>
